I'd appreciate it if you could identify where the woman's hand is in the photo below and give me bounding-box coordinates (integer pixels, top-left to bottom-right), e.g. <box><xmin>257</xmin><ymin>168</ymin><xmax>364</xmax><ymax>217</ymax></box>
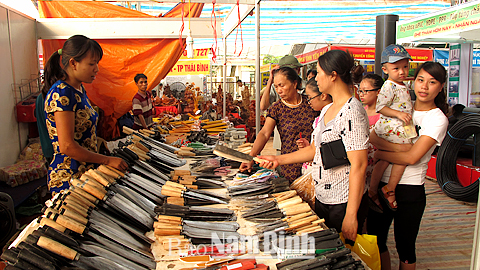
<box><xmin>341</xmin><ymin>214</ymin><xmax>358</xmax><ymax>242</ymax></box>
<box><xmin>296</xmin><ymin>138</ymin><xmax>310</xmax><ymax>149</ymax></box>
<box><xmin>239</xmin><ymin>161</ymin><xmax>254</xmax><ymax>173</ymax></box>
<box><xmin>106</xmin><ymin>156</ymin><xmax>128</xmax><ymax>172</ymax></box>
<box><xmin>256</xmin><ymin>155</ymin><xmax>279</xmax><ymax>169</ymax></box>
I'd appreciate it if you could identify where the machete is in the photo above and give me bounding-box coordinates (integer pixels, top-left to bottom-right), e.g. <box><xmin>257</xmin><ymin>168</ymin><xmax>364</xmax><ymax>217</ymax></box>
<box><xmin>34</xmin><ymin>235</ymin><xmax>128</xmax><ymax>270</ymax></box>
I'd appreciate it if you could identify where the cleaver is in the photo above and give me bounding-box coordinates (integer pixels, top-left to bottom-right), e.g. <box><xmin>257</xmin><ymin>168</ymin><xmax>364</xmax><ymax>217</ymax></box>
<box><xmin>213</xmin><ymin>144</ymin><xmax>268</xmax><ymax>164</ymax></box>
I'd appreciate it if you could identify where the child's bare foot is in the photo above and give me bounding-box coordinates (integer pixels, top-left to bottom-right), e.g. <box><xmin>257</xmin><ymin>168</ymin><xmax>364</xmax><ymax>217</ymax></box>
<box><xmin>379</xmin><ymin>186</ymin><xmax>397</xmax><ymax>211</ymax></box>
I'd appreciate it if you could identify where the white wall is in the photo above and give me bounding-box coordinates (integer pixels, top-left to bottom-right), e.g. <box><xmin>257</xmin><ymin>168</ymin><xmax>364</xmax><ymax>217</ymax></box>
<box><xmin>0</xmin><ymin>5</ymin><xmax>38</xmax><ymax>167</ymax></box>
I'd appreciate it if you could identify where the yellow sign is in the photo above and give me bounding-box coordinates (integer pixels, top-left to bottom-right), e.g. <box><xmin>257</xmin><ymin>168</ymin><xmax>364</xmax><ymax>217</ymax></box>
<box><xmin>169</xmin><ymin>48</ymin><xmax>210</xmax><ymax>76</ymax></box>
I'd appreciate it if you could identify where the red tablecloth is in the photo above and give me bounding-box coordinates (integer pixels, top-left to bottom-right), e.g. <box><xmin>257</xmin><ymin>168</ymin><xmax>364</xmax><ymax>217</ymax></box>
<box><xmin>154</xmin><ymin>105</ymin><xmax>178</xmax><ymax>116</ymax></box>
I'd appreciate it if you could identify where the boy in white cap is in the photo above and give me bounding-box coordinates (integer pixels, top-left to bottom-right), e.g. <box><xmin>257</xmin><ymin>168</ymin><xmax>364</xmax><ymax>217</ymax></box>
<box><xmin>369</xmin><ymin>44</ymin><xmax>416</xmax><ymax>213</ymax></box>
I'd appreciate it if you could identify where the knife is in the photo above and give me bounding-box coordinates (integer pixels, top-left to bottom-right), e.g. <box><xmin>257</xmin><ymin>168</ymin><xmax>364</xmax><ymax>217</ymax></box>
<box><xmin>213</xmin><ymin>143</ymin><xmax>268</xmax><ymax>164</ymax></box>
<box><xmin>161</xmin><ymin>181</ymin><xmax>229</xmax><ymax>205</ymax></box>
<box><xmin>34</xmin><ymin>235</ymin><xmax>131</xmax><ymax>270</ymax></box>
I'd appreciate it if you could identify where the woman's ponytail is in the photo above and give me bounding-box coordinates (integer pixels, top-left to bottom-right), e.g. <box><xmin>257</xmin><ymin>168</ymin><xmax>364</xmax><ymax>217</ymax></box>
<box><xmin>42</xmin><ymin>51</ymin><xmax>65</xmax><ymax>98</ymax></box>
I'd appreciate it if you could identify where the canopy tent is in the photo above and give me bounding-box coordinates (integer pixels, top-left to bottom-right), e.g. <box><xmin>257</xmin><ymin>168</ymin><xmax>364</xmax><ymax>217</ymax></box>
<box><xmin>39</xmin><ymin>1</ymin><xmax>204</xmax><ymax>139</ymax></box>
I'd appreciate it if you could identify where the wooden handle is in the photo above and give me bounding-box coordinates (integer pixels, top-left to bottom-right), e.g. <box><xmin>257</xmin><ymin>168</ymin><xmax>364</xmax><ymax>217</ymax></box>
<box><xmin>37</xmin><ymin>236</ymin><xmax>78</xmax><ymax>261</ymax></box>
<box><xmin>39</xmin><ymin>217</ymin><xmax>67</xmax><ymax>233</ymax></box>
<box><xmin>141</xmin><ymin>129</ymin><xmax>155</xmax><ymax>135</ymax></box>
<box><xmin>70</xmin><ymin>178</ymin><xmax>106</xmax><ymax>200</ymax></box>
<box><xmin>134</xmin><ymin>142</ymin><xmax>150</xmax><ymax>153</ymax></box>
<box><xmin>122</xmin><ymin>126</ymin><xmax>135</xmax><ymax>135</ymax></box>
<box><xmin>166</xmin><ymin>197</ymin><xmax>185</xmax><ymax>206</ymax></box>
<box><xmin>63</xmin><ymin>196</ymin><xmax>92</xmax><ymax>212</ymax></box>
<box><xmin>69</xmin><ymin>186</ymin><xmax>98</xmax><ymax>204</ymax></box>
<box><xmin>165</xmin><ymin>181</ymin><xmax>186</xmax><ymax>190</ymax></box>
<box><xmin>86</xmin><ymin>169</ymin><xmax>110</xmax><ymax>187</ymax></box>
<box><xmin>176</xmin><ymin>150</ymin><xmax>195</xmax><ymax>157</ymax></box>
<box><xmin>283</xmin><ymin>203</ymin><xmax>311</xmax><ymax>216</ymax></box>
<box><xmin>277</xmin><ymin>196</ymin><xmax>302</xmax><ymax>209</ymax></box>
<box><xmin>274</xmin><ymin>190</ymin><xmax>297</xmax><ymax>202</ymax></box>
<box><xmin>45</xmin><ymin>207</ymin><xmax>88</xmax><ymax>226</ymax></box>
<box><xmin>97</xmin><ymin>165</ymin><xmax>120</xmax><ymax>179</ymax></box>
<box><xmin>185</xmin><ymin>185</ymin><xmax>197</xmax><ymax>189</ymax></box>
<box><xmin>61</xmin><ymin>197</ymin><xmax>90</xmax><ymax>214</ymax></box>
<box><xmin>54</xmin><ymin>202</ymin><xmax>88</xmax><ymax>218</ymax></box>
<box><xmin>153</xmin><ymin>222</ymin><xmax>182</xmax><ymax>229</ymax></box>
<box><xmin>154</xmin><ymin>228</ymin><xmax>181</xmax><ymax>236</ymax></box>
<box><xmin>161</xmin><ymin>188</ymin><xmax>183</xmax><ymax>198</ymax></box>
<box><xmin>57</xmin><ymin>208</ymin><xmax>88</xmax><ymax>225</ymax></box>
<box><xmin>292</xmin><ymin>223</ymin><xmax>317</xmax><ymax>232</ymax></box>
<box><xmin>272</xmin><ymin>190</ymin><xmax>297</xmax><ymax>198</ymax></box>
<box><xmin>178</xmin><ymin>179</ymin><xmax>194</xmax><ymax>185</ymax></box>
<box><xmin>157</xmin><ymin>214</ymin><xmax>182</xmax><ymax>223</ymax></box>
<box><xmin>283</xmin><ymin>211</ymin><xmax>312</xmax><ymax>222</ymax></box>
<box><xmin>128</xmin><ymin>145</ymin><xmax>150</xmax><ymax>160</ymax></box>
<box><xmin>67</xmin><ymin>192</ymin><xmax>96</xmax><ymax>209</ymax></box>
<box><xmin>252</xmin><ymin>157</ymin><xmax>269</xmax><ymax>164</ymax></box>
<box><xmin>47</xmin><ymin>212</ymin><xmax>86</xmax><ymax>234</ymax></box>
<box><xmin>297</xmin><ymin>226</ymin><xmax>324</xmax><ymax>236</ymax></box>
<box><xmin>105</xmin><ymin>165</ymin><xmax>125</xmax><ymax>178</ymax></box>
<box><xmin>80</xmin><ymin>174</ymin><xmax>105</xmax><ymax>191</ymax></box>
<box><xmin>287</xmin><ymin>215</ymin><xmax>318</xmax><ymax>228</ymax></box>
<box><xmin>173</xmin><ymin>170</ymin><xmax>191</xmax><ymax>176</ymax></box>
<box><xmin>94</xmin><ymin>170</ymin><xmax>115</xmax><ymax>184</ymax></box>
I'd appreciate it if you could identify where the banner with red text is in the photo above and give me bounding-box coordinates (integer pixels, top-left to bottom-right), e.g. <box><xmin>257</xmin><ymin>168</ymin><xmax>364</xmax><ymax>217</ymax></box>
<box><xmin>169</xmin><ymin>48</ymin><xmax>210</xmax><ymax>75</ymax></box>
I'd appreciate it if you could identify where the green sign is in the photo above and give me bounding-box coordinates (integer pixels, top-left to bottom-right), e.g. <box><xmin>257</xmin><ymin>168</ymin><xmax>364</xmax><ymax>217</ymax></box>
<box><xmin>397</xmin><ymin>2</ymin><xmax>480</xmax><ymax>40</ymax></box>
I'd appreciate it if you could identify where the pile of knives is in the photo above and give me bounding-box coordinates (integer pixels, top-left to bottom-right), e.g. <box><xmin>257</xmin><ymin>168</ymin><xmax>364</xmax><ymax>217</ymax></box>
<box><xmin>275</xmin><ymin>229</ymin><xmax>365</xmax><ymax>270</ymax></box>
<box><xmin>228</xmin><ymin>170</ymin><xmax>290</xmax><ymax>197</ymax></box>
<box><xmin>2</xmin><ymin>165</ymin><xmax>158</xmax><ymax>270</ymax></box>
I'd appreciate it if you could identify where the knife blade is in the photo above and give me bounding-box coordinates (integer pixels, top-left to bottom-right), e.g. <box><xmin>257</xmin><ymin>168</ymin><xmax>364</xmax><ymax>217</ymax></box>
<box><xmin>213</xmin><ymin>143</ymin><xmax>267</xmax><ymax>163</ymax></box>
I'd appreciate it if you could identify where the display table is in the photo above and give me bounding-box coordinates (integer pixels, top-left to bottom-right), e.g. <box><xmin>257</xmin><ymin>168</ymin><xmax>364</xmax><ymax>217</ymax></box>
<box><xmin>151</xmin><ymin>160</ymin><xmax>371</xmax><ymax>270</ymax></box>
<box><xmin>155</xmin><ymin>105</ymin><xmax>178</xmax><ymax>116</ymax></box>
<box><xmin>0</xmin><ymin>176</ymin><xmax>46</xmax><ymax>207</ymax></box>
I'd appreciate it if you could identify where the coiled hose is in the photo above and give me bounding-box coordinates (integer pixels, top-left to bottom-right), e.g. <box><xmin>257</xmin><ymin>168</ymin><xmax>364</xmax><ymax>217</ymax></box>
<box><xmin>436</xmin><ymin>114</ymin><xmax>480</xmax><ymax>202</ymax></box>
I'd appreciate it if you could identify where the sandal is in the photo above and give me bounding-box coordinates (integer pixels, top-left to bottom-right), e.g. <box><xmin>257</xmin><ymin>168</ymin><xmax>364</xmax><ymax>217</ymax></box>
<box><xmin>379</xmin><ymin>186</ymin><xmax>398</xmax><ymax>211</ymax></box>
<box><xmin>367</xmin><ymin>193</ymin><xmax>383</xmax><ymax>213</ymax></box>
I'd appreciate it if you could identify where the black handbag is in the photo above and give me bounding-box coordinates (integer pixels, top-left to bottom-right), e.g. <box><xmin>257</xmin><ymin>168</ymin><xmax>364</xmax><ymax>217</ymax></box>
<box><xmin>320</xmin><ymin>139</ymin><xmax>350</xmax><ymax>170</ymax></box>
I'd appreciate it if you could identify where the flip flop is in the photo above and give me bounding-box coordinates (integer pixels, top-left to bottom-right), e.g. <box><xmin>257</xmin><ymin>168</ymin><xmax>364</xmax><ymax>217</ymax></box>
<box><xmin>367</xmin><ymin>193</ymin><xmax>383</xmax><ymax>213</ymax></box>
<box><xmin>379</xmin><ymin>186</ymin><xmax>398</xmax><ymax>211</ymax></box>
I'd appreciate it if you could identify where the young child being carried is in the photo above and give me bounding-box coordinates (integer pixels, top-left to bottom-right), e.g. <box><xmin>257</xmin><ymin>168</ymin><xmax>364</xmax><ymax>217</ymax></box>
<box><xmin>369</xmin><ymin>44</ymin><xmax>417</xmax><ymax>212</ymax></box>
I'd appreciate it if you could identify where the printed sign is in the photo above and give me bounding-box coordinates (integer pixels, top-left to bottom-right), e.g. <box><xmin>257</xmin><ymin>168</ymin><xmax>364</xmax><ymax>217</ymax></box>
<box><xmin>169</xmin><ymin>48</ymin><xmax>210</xmax><ymax>76</ymax></box>
<box><xmin>397</xmin><ymin>2</ymin><xmax>480</xmax><ymax>40</ymax></box>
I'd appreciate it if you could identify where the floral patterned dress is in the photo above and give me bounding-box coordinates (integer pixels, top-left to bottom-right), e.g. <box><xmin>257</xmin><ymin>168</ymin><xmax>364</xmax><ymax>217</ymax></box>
<box><xmin>44</xmin><ymin>80</ymin><xmax>98</xmax><ymax>194</ymax></box>
<box><xmin>374</xmin><ymin>80</ymin><xmax>412</xmax><ymax>144</ymax></box>
<box><xmin>267</xmin><ymin>96</ymin><xmax>318</xmax><ymax>183</ymax></box>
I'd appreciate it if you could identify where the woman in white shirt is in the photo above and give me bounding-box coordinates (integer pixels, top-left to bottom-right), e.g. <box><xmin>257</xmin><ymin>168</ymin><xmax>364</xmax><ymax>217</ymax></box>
<box><xmin>367</xmin><ymin>62</ymin><xmax>449</xmax><ymax>270</ymax></box>
<box><xmin>258</xmin><ymin>50</ymin><xmax>369</xmax><ymax>242</ymax></box>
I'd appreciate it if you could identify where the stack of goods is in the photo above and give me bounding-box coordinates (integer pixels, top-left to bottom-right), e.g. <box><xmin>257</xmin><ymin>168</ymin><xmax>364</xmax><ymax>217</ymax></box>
<box><xmin>236</xmin><ymin>143</ymin><xmax>253</xmax><ymax>154</ymax></box>
<box><xmin>0</xmin><ymin>141</ymin><xmax>48</xmax><ymax>187</ymax></box>
<box><xmin>0</xmin><ymin>160</ymin><xmax>48</xmax><ymax>187</ymax></box>
<box><xmin>222</xmin><ymin>128</ymin><xmax>248</xmax><ymax>148</ymax></box>
<box><xmin>1</xmin><ymin>164</ymin><xmax>158</xmax><ymax>269</ymax></box>
<box><xmin>276</xmin><ymin>243</ymin><xmax>365</xmax><ymax>270</ymax></box>
<box><xmin>168</xmin><ymin>119</ymin><xmax>228</xmax><ymax>135</ymax></box>
<box><xmin>185</xmin><ymin>130</ymin><xmax>217</xmax><ymax>145</ymax></box>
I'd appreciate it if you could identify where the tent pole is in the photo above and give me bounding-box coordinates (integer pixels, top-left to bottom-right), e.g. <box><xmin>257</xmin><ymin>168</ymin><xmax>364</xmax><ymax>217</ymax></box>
<box><xmin>255</xmin><ymin>0</ymin><xmax>260</xmax><ymax>135</ymax></box>
<box><xmin>223</xmin><ymin>37</ymin><xmax>227</xmax><ymax>119</ymax></box>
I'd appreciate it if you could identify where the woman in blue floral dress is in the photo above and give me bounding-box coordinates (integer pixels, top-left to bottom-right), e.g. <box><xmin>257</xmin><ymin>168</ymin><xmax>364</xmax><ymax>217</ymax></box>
<box><xmin>43</xmin><ymin>35</ymin><xmax>127</xmax><ymax>194</ymax></box>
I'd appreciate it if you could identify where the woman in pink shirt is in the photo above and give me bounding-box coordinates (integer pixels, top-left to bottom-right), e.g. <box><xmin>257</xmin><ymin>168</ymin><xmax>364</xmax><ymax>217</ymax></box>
<box><xmin>357</xmin><ymin>74</ymin><xmax>383</xmax><ymax>212</ymax></box>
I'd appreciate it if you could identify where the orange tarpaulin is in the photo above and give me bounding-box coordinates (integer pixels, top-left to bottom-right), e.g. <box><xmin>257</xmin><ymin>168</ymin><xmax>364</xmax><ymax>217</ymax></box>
<box><xmin>39</xmin><ymin>1</ymin><xmax>204</xmax><ymax>140</ymax></box>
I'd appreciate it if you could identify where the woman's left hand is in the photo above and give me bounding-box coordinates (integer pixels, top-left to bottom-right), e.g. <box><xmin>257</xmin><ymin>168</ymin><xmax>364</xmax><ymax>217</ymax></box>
<box><xmin>341</xmin><ymin>215</ymin><xmax>358</xmax><ymax>242</ymax></box>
